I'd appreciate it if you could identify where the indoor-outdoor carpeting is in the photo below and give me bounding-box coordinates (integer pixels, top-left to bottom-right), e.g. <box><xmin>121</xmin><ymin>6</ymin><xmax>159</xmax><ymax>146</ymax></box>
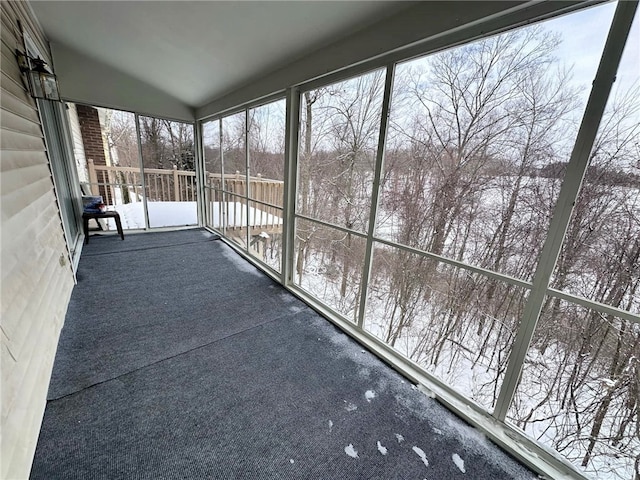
<box><xmin>31</xmin><ymin>229</ymin><xmax>537</xmax><ymax>479</ymax></box>
<box><xmin>81</xmin><ymin>228</ymin><xmax>221</xmax><ymax>256</ymax></box>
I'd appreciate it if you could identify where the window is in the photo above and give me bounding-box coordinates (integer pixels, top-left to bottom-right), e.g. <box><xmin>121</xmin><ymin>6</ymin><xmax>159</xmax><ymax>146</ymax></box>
<box><xmin>510</xmin><ymin>13</ymin><xmax>639</xmax><ymax>479</ymax></box>
<box><xmin>364</xmin><ymin>243</ymin><xmax>528</xmax><ymax>409</ymax></box>
<box><xmin>202</xmin><ymin>118</ymin><xmax>222</xmax><ymax>228</ymax></box>
<box><xmin>247</xmin><ymin>100</ymin><xmax>285</xmax><ymax>271</ymax></box>
<box><xmin>220</xmin><ymin>112</ymin><xmax>247</xmax><ymax>247</ymax></box>
<box><xmin>139</xmin><ymin>117</ymin><xmax>196</xmax><ymax>228</ymax></box>
<box><xmin>68</xmin><ymin>106</ymin><xmax>144</xmax><ymax>229</ymax></box>
<box><xmin>378</xmin><ymin>5</ymin><xmax>613</xmax><ymax>281</ymax></box>
<box><xmin>203</xmin><ymin>99</ymin><xmax>286</xmax><ymax>272</ymax></box>
<box><xmin>294</xmin><ymin>69</ymin><xmax>386</xmax><ymax>317</ymax></box>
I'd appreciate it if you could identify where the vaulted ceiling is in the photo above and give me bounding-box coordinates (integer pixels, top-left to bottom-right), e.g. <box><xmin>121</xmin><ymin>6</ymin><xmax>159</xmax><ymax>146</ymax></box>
<box><xmin>29</xmin><ymin>1</ymin><xmax>412</xmax><ymax>109</ymax></box>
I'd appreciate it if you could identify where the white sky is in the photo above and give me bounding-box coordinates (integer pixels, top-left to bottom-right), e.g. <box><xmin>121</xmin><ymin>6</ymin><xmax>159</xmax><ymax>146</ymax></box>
<box><xmin>545</xmin><ymin>2</ymin><xmax>639</xmax><ymax>99</ymax></box>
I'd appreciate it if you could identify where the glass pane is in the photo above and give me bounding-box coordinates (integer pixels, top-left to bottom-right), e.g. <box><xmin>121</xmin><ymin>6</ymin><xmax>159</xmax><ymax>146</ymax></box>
<box><xmin>509</xmin><ymin>299</ymin><xmax>639</xmax><ymax>479</ymax></box>
<box><xmin>223</xmin><ymin>194</ymin><xmax>248</xmax><ymax>249</ymax></box>
<box><xmin>297</xmin><ymin>69</ymin><xmax>385</xmax><ymax>233</ymax></box>
<box><xmin>68</xmin><ymin>104</ymin><xmax>143</xmax><ymax>230</ymax></box>
<box><xmin>248</xmin><ymin>99</ymin><xmax>285</xmax><ymax>207</ymax></box>
<box><xmin>364</xmin><ymin>243</ymin><xmax>527</xmax><ymax>409</ymax></box>
<box><xmin>248</xmin><ymin>201</ymin><xmax>283</xmax><ymax>272</ymax></box>
<box><xmin>203</xmin><ymin>119</ymin><xmax>222</xmax><ymax>189</ymax></box>
<box><xmin>551</xmin><ymin>12</ymin><xmax>640</xmax><ymax>315</ymax></box>
<box><xmin>294</xmin><ymin>218</ymin><xmax>366</xmax><ymax>320</ymax></box>
<box><xmin>139</xmin><ymin>116</ymin><xmax>196</xmax><ymax>228</ymax></box>
<box><xmin>377</xmin><ymin>3</ymin><xmax>616</xmax><ymax>281</ymax></box>
<box><xmin>222</xmin><ymin>112</ymin><xmax>246</xmax><ymax>192</ymax></box>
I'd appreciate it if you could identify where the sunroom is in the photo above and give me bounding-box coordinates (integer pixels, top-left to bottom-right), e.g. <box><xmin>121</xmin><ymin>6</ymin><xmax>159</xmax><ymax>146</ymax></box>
<box><xmin>1</xmin><ymin>1</ymin><xmax>638</xmax><ymax>479</ymax></box>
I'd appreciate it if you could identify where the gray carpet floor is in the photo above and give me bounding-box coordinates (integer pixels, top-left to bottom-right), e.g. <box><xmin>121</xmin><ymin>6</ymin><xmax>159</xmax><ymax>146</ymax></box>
<box><xmin>31</xmin><ymin>228</ymin><xmax>537</xmax><ymax>479</ymax></box>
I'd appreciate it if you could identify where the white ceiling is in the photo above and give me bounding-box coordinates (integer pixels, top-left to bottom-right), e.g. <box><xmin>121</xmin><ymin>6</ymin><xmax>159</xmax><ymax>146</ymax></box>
<box><xmin>30</xmin><ymin>1</ymin><xmax>410</xmax><ymax>108</ymax></box>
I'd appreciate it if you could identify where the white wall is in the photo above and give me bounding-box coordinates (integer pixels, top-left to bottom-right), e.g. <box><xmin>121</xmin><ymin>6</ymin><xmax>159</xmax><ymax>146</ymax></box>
<box><xmin>1</xmin><ymin>2</ymin><xmax>76</xmax><ymax>479</ymax></box>
<box><xmin>52</xmin><ymin>42</ymin><xmax>194</xmax><ymax>122</ymax></box>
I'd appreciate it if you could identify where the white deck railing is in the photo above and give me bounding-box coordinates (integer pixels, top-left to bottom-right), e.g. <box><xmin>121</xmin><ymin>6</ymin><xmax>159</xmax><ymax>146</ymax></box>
<box><xmin>86</xmin><ymin>160</ymin><xmax>284</xmax><ymax>232</ymax></box>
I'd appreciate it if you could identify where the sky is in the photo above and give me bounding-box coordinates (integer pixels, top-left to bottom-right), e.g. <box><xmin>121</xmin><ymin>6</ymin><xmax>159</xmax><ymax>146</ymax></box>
<box><xmin>545</xmin><ymin>2</ymin><xmax>639</xmax><ymax>100</ymax></box>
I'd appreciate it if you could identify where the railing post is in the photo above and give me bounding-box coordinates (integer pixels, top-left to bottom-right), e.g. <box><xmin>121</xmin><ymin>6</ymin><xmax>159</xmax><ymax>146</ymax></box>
<box><xmin>235</xmin><ymin>171</ymin><xmax>241</xmax><ymax>197</ymax></box>
<box><xmin>88</xmin><ymin>159</ymin><xmax>99</xmax><ymax>196</ymax></box>
<box><xmin>173</xmin><ymin>165</ymin><xmax>179</xmax><ymax>201</ymax></box>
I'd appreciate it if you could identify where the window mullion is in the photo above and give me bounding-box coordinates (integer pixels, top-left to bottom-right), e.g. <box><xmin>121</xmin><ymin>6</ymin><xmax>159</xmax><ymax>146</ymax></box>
<box><xmin>356</xmin><ymin>64</ymin><xmax>395</xmax><ymax>328</ymax></box>
<box><xmin>194</xmin><ymin>122</ymin><xmax>205</xmax><ymax>228</ymax></box>
<box><xmin>245</xmin><ymin>109</ymin><xmax>250</xmax><ymax>249</ymax></box>
<box><xmin>282</xmin><ymin>87</ymin><xmax>301</xmax><ymax>286</ymax></box>
<box><xmin>219</xmin><ymin>118</ymin><xmax>226</xmax><ymax>236</ymax></box>
<box><xmin>134</xmin><ymin>113</ymin><xmax>151</xmax><ymax>230</ymax></box>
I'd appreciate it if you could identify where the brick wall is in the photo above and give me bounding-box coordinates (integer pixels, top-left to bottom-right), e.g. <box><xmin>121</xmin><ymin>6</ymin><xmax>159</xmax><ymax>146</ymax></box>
<box><xmin>75</xmin><ymin>104</ymin><xmax>111</xmax><ymax>202</ymax></box>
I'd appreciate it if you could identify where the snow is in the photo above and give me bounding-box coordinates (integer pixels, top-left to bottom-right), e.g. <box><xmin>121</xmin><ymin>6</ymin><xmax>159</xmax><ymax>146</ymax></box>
<box><xmin>103</xmin><ymin>201</ymin><xmax>281</xmax><ymax>230</ymax></box>
<box><xmin>600</xmin><ymin>378</ymin><xmax>616</xmax><ymax>388</ymax></box>
<box><xmin>412</xmin><ymin>446</ymin><xmax>429</xmax><ymax>467</ymax></box>
<box><xmin>377</xmin><ymin>441</ymin><xmax>388</xmax><ymax>455</ymax></box>
<box><xmin>101</xmin><ymin>201</ymin><xmax>195</xmax><ymax>229</ymax></box>
<box><xmin>345</xmin><ymin>444</ymin><xmax>359</xmax><ymax>458</ymax></box>
<box><xmin>218</xmin><ymin>245</ymin><xmax>262</xmax><ymax>277</ymax></box>
<box><xmin>417</xmin><ymin>385</ymin><xmax>436</xmax><ymax>398</ymax></box>
<box><xmin>444</xmin><ymin>418</ymin><xmax>488</xmax><ymax>449</ymax></box>
<box><xmin>344</xmin><ymin>402</ymin><xmax>358</xmax><ymax>412</ymax></box>
<box><xmin>390</xmin><ymin>378</ymin><xmax>534</xmax><ymax>479</ymax></box>
<box><xmin>294</xmin><ymin>249</ymin><xmax>361</xmax><ymax>319</ymax></box>
<box><xmin>365</xmin><ymin>390</ymin><xmax>376</xmax><ymax>402</ymax></box>
<box><xmin>452</xmin><ymin>453</ymin><xmax>466</xmax><ymax>473</ymax></box>
<box><xmin>363</xmin><ymin>292</ymin><xmax>505</xmax><ymax>412</ymax></box>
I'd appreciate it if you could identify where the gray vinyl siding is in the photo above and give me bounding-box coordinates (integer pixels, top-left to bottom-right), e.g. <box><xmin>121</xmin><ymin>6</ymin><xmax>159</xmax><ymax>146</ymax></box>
<box><xmin>1</xmin><ymin>2</ymin><xmax>75</xmax><ymax>479</ymax></box>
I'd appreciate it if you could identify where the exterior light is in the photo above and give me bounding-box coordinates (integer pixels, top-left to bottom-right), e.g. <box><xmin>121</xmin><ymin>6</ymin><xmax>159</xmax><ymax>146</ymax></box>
<box><xmin>15</xmin><ymin>50</ymin><xmax>61</xmax><ymax>101</ymax></box>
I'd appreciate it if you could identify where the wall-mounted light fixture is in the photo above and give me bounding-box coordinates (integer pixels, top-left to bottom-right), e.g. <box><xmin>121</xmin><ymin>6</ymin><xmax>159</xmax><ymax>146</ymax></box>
<box><xmin>15</xmin><ymin>50</ymin><xmax>61</xmax><ymax>101</ymax></box>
